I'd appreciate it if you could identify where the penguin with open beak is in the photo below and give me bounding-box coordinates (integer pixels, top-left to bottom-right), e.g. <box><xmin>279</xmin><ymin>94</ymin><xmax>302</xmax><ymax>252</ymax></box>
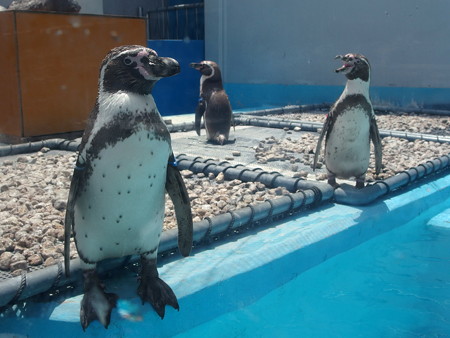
<box><xmin>313</xmin><ymin>53</ymin><xmax>382</xmax><ymax>188</ymax></box>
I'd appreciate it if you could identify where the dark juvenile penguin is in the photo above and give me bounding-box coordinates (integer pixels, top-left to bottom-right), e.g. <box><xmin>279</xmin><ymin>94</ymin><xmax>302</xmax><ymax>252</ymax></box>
<box><xmin>190</xmin><ymin>60</ymin><xmax>233</xmax><ymax>145</ymax></box>
<box><xmin>64</xmin><ymin>45</ymin><xmax>193</xmax><ymax>330</ymax></box>
<box><xmin>313</xmin><ymin>53</ymin><xmax>382</xmax><ymax>189</ymax></box>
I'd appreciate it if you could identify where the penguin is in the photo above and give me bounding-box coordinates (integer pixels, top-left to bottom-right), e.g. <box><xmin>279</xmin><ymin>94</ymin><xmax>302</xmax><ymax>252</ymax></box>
<box><xmin>190</xmin><ymin>60</ymin><xmax>234</xmax><ymax>145</ymax></box>
<box><xmin>313</xmin><ymin>53</ymin><xmax>382</xmax><ymax>189</ymax></box>
<box><xmin>64</xmin><ymin>45</ymin><xmax>193</xmax><ymax>330</ymax></box>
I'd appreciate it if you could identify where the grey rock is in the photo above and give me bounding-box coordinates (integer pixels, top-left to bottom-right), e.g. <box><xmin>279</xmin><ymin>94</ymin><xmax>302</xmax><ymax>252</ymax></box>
<box><xmin>0</xmin><ymin>252</ymin><xmax>13</xmax><ymax>270</ymax></box>
<box><xmin>0</xmin><ymin>238</ymin><xmax>15</xmax><ymax>253</ymax></box>
<box><xmin>44</xmin><ymin>256</ymin><xmax>56</xmax><ymax>267</ymax></box>
<box><xmin>180</xmin><ymin>170</ymin><xmax>193</xmax><ymax>178</ymax></box>
<box><xmin>215</xmin><ymin>172</ymin><xmax>225</xmax><ymax>183</ymax></box>
<box><xmin>52</xmin><ymin>198</ymin><xmax>67</xmax><ymax>211</ymax></box>
<box><xmin>9</xmin><ymin>0</ymin><xmax>81</xmax><ymax>13</ymax></box>
<box><xmin>28</xmin><ymin>253</ymin><xmax>43</xmax><ymax>266</ymax></box>
<box><xmin>10</xmin><ymin>260</ymin><xmax>28</xmax><ymax>272</ymax></box>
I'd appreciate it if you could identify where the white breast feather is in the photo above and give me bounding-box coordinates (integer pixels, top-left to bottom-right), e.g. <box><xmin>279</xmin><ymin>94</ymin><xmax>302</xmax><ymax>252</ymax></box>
<box><xmin>340</xmin><ymin>78</ymin><xmax>369</xmax><ymax>97</ymax></box>
<box><xmin>325</xmin><ymin>106</ymin><xmax>371</xmax><ymax>178</ymax></box>
<box><xmin>75</xmin><ymin>131</ymin><xmax>170</xmax><ymax>261</ymax></box>
<box><xmin>74</xmin><ymin>91</ymin><xmax>171</xmax><ymax>262</ymax></box>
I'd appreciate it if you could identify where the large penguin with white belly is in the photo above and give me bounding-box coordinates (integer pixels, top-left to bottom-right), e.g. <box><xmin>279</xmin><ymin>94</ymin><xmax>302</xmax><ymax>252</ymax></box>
<box><xmin>64</xmin><ymin>45</ymin><xmax>193</xmax><ymax>330</ymax></box>
<box><xmin>190</xmin><ymin>60</ymin><xmax>233</xmax><ymax>145</ymax></box>
<box><xmin>313</xmin><ymin>53</ymin><xmax>382</xmax><ymax>188</ymax></box>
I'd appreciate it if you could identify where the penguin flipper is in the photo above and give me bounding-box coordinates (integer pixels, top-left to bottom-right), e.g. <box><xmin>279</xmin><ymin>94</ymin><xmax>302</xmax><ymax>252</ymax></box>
<box><xmin>370</xmin><ymin>117</ymin><xmax>383</xmax><ymax>175</ymax></box>
<box><xmin>64</xmin><ymin>158</ymin><xmax>84</xmax><ymax>277</ymax></box>
<box><xmin>194</xmin><ymin>99</ymin><xmax>206</xmax><ymax>136</ymax></box>
<box><xmin>313</xmin><ymin>114</ymin><xmax>332</xmax><ymax>171</ymax></box>
<box><xmin>165</xmin><ymin>155</ymin><xmax>193</xmax><ymax>257</ymax></box>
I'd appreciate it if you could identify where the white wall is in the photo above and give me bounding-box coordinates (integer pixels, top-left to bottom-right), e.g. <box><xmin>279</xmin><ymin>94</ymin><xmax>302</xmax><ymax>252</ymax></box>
<box><xmin>205</xmin><ymin>0</ymin><xmax>450</xmax><ymax>89</ymax></box>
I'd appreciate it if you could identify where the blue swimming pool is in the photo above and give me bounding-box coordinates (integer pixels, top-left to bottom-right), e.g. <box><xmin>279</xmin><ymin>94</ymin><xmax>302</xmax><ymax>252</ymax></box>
<box><xmin>176</xmin><ymin>195</ymin><xmax>450</xmax><ymax>338</ymax></box>
<box><xmin>2</xmin><ymin>174</ymin><xmax>450</xmax><ymax>337</ymax></box>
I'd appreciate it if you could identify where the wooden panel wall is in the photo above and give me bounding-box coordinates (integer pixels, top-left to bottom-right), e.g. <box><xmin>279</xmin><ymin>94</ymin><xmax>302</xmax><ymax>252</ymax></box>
<box><xmin>0</xmin><ymin>11</ymin><xmax>146</xmax><ymax>139</ymax></box>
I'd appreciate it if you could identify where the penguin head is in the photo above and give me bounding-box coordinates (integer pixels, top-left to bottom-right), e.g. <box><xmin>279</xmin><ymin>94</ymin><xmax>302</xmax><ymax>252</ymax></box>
<box><xmin>190</xmin><ymin>60</ymin><xmax>222</xmax><ymax>81</ymax></box>
<box><xmin>334</xmin><ymin>53</ymin><xmax>370</xmax><ymax>82</ymax></box>
<box><xmin>99</xmin><ymin>45</ymin><xmax>180</xmax><ymax>95</ymax></box>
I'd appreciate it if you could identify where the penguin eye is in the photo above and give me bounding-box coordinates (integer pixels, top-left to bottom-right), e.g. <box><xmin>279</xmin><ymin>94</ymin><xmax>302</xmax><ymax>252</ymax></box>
<box><xmin>123</xmin><ymin>57</ymin><xmax>133</xmax><ymax>66</ymax></box>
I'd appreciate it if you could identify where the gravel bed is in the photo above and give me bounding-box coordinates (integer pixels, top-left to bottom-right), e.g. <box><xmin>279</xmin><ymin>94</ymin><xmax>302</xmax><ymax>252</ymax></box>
<box><xmin>1</xmin><ymin>111</ymin><xmax>449</xmax><ymax>276</ymax></box>
<box><xmin>279</xmin><ymin>111</ymin><xmax>450</xmax><ymax>136</ymax></box>
<box><xmin>0</xmin><ymin>149</ymin><xmax>290</xmax><ymax>276</ymax></box>
<box><xmin>255</xmin><ymin>134</ymin><xmax>450</xmax><ymax>182</ymax></box>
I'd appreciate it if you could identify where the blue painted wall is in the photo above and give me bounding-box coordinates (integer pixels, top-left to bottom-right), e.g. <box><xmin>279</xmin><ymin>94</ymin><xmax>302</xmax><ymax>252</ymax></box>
<box><xmin>148</xmin><ymin>40</ymin><xmax>204</xmax><ymax>116</ymax></box>
<box><xmin>226</xmin><ymin>83</ymin><xmax>450</xmax><ymax>110</ymax></box>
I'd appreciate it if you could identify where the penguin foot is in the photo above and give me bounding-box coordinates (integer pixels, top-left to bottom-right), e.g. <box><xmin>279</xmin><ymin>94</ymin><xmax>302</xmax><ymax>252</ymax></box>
<box><xmin>355</xmin><ymin>181</ymin><xmax>365</xmax><ymax>189</ymax></box>
<box><xmin>137</xmin><ymin>257</ymin><xmax>179</xmax><ymax>319</ymax></box>
<box><xmin>327</xmin><ymin>178</ymin><xmax>340</xmax><ymax>189</ymax></box>
<box><xmin>355</xmin><ymin>176</ymin><xmax>366</xmax><ymax>189</ymax></box>
<box><xmin>80</xmin><ymin>269</ymin><xmax>118</xmax><ymax>331</ymax></box>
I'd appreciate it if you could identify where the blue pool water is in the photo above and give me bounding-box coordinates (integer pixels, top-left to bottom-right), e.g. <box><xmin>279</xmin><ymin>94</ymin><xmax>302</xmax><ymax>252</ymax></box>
<box><xmin>177</xmin><ymin>198</ymin><xmax>450</xmax><ymax>338</ymax></box>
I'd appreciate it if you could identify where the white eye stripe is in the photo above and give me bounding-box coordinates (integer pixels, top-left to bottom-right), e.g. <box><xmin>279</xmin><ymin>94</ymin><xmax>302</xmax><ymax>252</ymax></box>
<box><xmin>200</xmin><ymin>65</ymin><xmax>215</xmax><ymax>93</ymax></box>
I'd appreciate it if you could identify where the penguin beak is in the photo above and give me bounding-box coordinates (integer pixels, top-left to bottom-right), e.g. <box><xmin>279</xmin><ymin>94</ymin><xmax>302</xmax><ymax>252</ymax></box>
<box><xmin>151</xmin><ymin>57</ymin><xmax>180</xmax><ymax>78</ymax></box>
<box><xmin>334</xmin><ymin>54</ymin><xmax>353</xmax><ymax>73</ymax></box>
<box><xmin>190</xmin><ymin>62</ymin><xmax>203</xmax><ymax>71</ymax></box>
<box><xmin>161</xmin><ymin>57</ymin><xmax>180</xmax><ymax>77</ymax></box>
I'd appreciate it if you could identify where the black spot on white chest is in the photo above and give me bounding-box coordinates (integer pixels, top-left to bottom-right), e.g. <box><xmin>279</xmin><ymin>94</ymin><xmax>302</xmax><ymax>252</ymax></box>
<box><xmin>73</xmin><ymin>132</ymin><xmax>170</xmax><ymax>261</ymax></box>
<box><xmin>84</xmin><ymin>131</ymin><xmax>170</xmax><ymax>194</ymax></box>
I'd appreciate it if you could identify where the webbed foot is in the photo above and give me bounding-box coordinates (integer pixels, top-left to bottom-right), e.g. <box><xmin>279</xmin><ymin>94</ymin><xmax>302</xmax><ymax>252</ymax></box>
<box><xmin>137</xmin><ymin>257</ymin><xmax>179</xmax><ymax>319</ymax></box>
<box><xmin>355</xmin><ymin>175</ymin><xmax>366</xmax><ymax>189</ymax></box>
<box><xmin>80</xmin><ymin>269</ymin><xmax>118</xmax><ymax>330</ymax></box>
<box><xmin>327</xmin><ymin>177</ymin><xmax>340</xmax><ymax>189</ymax></box>
<box><xmin>355</xmin><ymin>181</ymin><xmax>365</xmax><ymax>189</ymax></box>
